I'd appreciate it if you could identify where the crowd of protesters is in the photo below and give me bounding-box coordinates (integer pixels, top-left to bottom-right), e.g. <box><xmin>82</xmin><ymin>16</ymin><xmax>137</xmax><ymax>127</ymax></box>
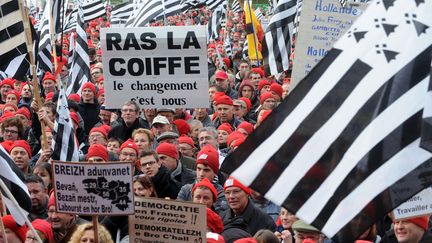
<box><xmin>0</xmin><ymin>3</ymin><xmax>431</xmax><ymax>243</ymax></box>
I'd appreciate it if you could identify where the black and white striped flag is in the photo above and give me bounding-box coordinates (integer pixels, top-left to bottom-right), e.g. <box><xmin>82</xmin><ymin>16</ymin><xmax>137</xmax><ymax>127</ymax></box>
<box><xmin>0</xmin><ymin>145</ymin><xmax>32</xmax><ymax>225</ymax></box>
<box><xmin>231</xmin><ymin>0</ymin><xmax>241</xmax><ymax>13</ymax></box>
<box><xmin>83</xmin><ymin>0</ymin><xmax>106</xmax><ymax>22</ymax></box>
<box><xmin>182</xmin><ymin>0</ymin><xmax>205</xmax><ymax>9</ymax></box>
<box><xmin>66</xmin><ymin>0</ymin><xmax>91</xmax><ymax>95</ymax></box>
<box><xmin>63</xmin><ymin>9</ymin><xmax>77</xmax><ymax>33</ymax></box>
<box><xmin>224</xmin><ymin>36</ymin><xmax>232</xmax><ymax>58</ymax></box>
<box><xmin>111</xmin><ymin>1</ymin><xmax>133</xmax><ymax>20</ymax></box>
<box><xmin>262</xmin><ymin>0</ymin><xmax>296</xmax><ymax>75</ymax></box>
<box><xmin>51</xmin><ymin>81</ymin><xmax>80</xmax><ymax>161</ymax></box>
<box><xmin>221</xmin><ymin>1</ymin><xmax>432</xmax><ymax>242</ymax></box>
<box><xmin>52</xmin><ymin>0</ymin><xmax>64</xmax><ymax>34</ymax></box>
<box><xmin>126</xmin><ymin>0</ymin><xmax>164</xmax><ymax>27</ymax></box>
<box><xmin>205</xmin><ymin>0</ymin><xmax>225</xmax><ymax>11</ymax></box>
<box><xmin>0</xmin><ymin>0</ymin><xmax>31</xmax><ymax>81</ymax></box>
<box><xmin>293</xmin><ymin>0</ymin><xmax>302</xmax><ymax>35</ymax></box>
<box><xmin>37</xmin><ymin>4</ymin><xmax>53</xmax><ymax>76</ymax></box>
<box><xmin>207</xmin><ymin>4</ymin><xmax>226</xmax><ymax>42</ymax></box>
<box><xmin>242</xmin><ymin>39</ymin><xmax>248</xmax><ymax>60</ymax></box>
<box><xmin>255</xmin><ymin>8</ymin><xmax>263</xmax><ymax>21</ymax></box>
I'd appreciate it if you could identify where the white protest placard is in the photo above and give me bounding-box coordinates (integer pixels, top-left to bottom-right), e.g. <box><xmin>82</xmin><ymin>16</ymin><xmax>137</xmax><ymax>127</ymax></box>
<box><xmin>100</xmin><ymin>26</ymin><xmax>209</xmax><ymax>109</ymax></box>
<box><xmin>291</xmin><ymin>0</ymin><xmax>367</xmax><ymax>87</ymax></box>
<box><xmin>393</xmin><ymin>187</ymin><xmax>432</xmax><ymax>220</ymax></box>
<box><xmin>52</xmin><ymin>161</ymin><xmax>134</xmax><ymax>215</ymax></box>
<box><xmin>129</xmin><ymin>197</ymin><xmax>207</xmax><ymax>243</ymax></box>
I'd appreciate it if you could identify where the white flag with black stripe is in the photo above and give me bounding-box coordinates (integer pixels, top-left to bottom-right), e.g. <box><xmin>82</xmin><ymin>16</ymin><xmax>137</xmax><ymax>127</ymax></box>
<box><xmin>37</xmin><ymin>4</ymin><xmax>53</xmax><ymax>75</ymax></box>
<box><xmin>262</xmin><ymin>0</ymin><xmax>296</xmax><ymax>75</ymax></box>
<box><xmin>52</xmin><ymin>82</ymin><xmax>80</xmax><ymax>161</ymax></box>
<box><xmin>83</xmin><ymin>0</ymin><xmax>106</xmax><ymax>22</ymax></box>
<box><xmin>222</xmin><ymin>1</ymin><xmax>432</xmax><ymax>242</ymax></box>
<box><xmin>225</xmin><ymin>36</ymin><xmax>232</xmax><ymax>58</ymax></box>
<box><xmin>293</xmin><ymin>0</ymin><xmax>302</xmax><ymax>35</ymax></box>
<box><xmin>0</xmin><ymin>0</ymin><xmax>31</xmax><ymax>80</ymax></box>
<box><xmin>205</xmin><ymin>0</ymin><xmax>225</xmax><ymax>11</ymax></box>
<box><xmin>242</xmin><ymin>39</ymin><xmax>248</xmax><ymax>60</ymax></box>
<box><xmin>0</xmin><ymin>145</ymin><xmax>32</xmax><ymax>225</ymax></box>
<box><xmin>66</xmin><ymin>0</ymin><xmax>90</xmax><ymax>95</ymax></box>
<box><xmin>207</xmin><ymin>4</ymin><xmax>226</xmax><ymax>42</ymax></box>
<box><xmin>126</xmin><ymin>0</ymin><xmax>164</xmax><ymax>27</ymax></box>
<box><xmin>255</xmin><ymin>8</ymin><xmax>263</xmax><ymax>21</ymax></box>
<box><xmin>231</xmin><ymin>0</ymin><xmax>241</xmax><ymax>13</ymax></box>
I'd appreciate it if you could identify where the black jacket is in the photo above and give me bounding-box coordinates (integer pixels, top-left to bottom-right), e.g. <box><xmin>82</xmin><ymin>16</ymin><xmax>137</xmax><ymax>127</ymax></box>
<box><xmin>108</xmin><ymin>117</ymin><xmax>149</xmax><ymax>141</ymax></box>
<box><xmin>151</xmin><ymin>165</ymin><xmax>181</xmax><ymax>199</ymax></box>
<box><xmin>78</xmin><ymin>101</ymin><xmax>101</xmax><ymax>135</ymax></box>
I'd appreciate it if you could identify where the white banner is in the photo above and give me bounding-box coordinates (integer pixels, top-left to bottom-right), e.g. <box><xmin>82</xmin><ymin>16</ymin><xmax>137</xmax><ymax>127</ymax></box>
<box><xmin>101</xmin><ymin>26</ymin><xmax>209</xmax><ymax>109</ymax></box>
<box><xmin>53</xmin><ymin>161</ymin><xmax>134</xmax><ymax>215</ymax></box>
<box><xmin>393</xmin><ymin>187</ymin><xmax>432</xmax><ymax>220</ymax></box>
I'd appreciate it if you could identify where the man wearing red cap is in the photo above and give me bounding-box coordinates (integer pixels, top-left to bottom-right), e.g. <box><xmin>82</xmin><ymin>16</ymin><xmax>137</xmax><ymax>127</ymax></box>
<box><xmin>393</xmin><ymin>216</ymin><xmax>431</xmax><ymax>243</ymax></box>
<box><xmin>177</xmin><ymin>145</ymin><xmax>228</xmax><ymax>213</ymax></box>
<box><xmin>156</xmin><ymin>142</ymin><xmax>195</xmax><ymax>187</ymax></box>
<box><xmin>118</xmin><ymin>139</ymin><xmax>139</xmax><ymax>163</ymax></box>
<box><xmin>41</xmin><ymin>72</ymin><xmax>57</xmax><ymax>97</ymax></box>
<box><xmin>221</xmin><ymin>177</ymin><xmax>276</xmax><ymax>237</ymax></box>
<box><xmin>79</xmin><ymin>82</ymin><xmax>101</xmax><ymax>135</ymax></box>
<box><xmin>86</xmin><ymin>144</ymin><xmax>109</xmax><ymax>163</ymax></box>
<box><xmin>214</xmin><ymin>70</ymin><xmax>238</xmax><ymax>99</ymax></box>
<box><xmin>0</xmin><ymin>78</ymin><xmax>15</xmax><ymax>104</ymax></box>
<box><xmin>213</xmin><ymin>95</ymin><xmax>242</xmax><ymax>129</ymax></box>
<box><xmin>10</xmin><ymin>140</ymin><xmax>32</xmax><ymax>174</ymax></box>
<box><xmin>1</xmin><ymin>215</ymin><xmax>27</xmax><ymax>242</ymax></box>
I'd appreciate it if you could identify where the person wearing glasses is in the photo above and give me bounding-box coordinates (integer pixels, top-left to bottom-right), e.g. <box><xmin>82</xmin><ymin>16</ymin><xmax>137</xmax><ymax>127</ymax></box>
<box><xmin>24</xmin><ymin>219</ymin><xmax>54</xmax><ymax>243</ymax></box>
<box><xmin>1</xmin><ymin>116</ymin><xmax>24</xmax><ymax>142</ymax></box>
<box><xmin>109</xmin><ymin>101</ymin><xmax>149</xmax><ymax>141</ymax></box>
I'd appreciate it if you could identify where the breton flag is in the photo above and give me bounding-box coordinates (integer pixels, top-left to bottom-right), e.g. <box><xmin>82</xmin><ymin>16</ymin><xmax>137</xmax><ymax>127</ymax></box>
<box><xmin>83</xmin><ymin>0</ymin><xmax>106</xmax><ymax>22</ymax></box>
<box><xmin>0</xmin><ymin>145</ymin><xmax>32</xmax><ymax>225</ymax></box>
<box><xmin>262</xmin><ymin>0</ymin><xmax>296</xmax><ymax>75</ymax></box>
<box><xmin>244</xmin><ymin>0</ymin><xmax>263</xmax><ymax>61</ymax></box>
<box><xmin>125</xmin><ymin>0</ymin><xmax>164</xmax><ymax>27</ymax></box>
<box><xmin>221</xmin><ymin>1</ymin><xmax>432</xmax><ymax>242</ymax></box>
<box><xmin>66</xmin><ymin>0</ymin><xmax>91</xmax><ymax>95</ymax></box>
<box><xmin>0</xmin><ymin>0</ymin><xmax>31</xmax><ymax>81</ymax></box>
<box><xmin>207</xmin><ymin>4</ymin><xmax>226</xmax><ymax>42</ymax></box>
<box><xmin>242</xmin><ymin>39</ymin><xmax>248</xmax><ymax>60</ymax></box>
<box><xmin>255</xmin><ymin>8</ymin><xmax>263</xmax><ymax>21</ymax></box>
<box><xmin>66</xmin><ymin>34</ymin><xmax>74</xmax><ymax>88</ymax></box>
<box><xmin>37</xmin><ymin>4</ymin><xmax>53</xmax><ymax>76</ymax></box>
<box><xmin>293</xmin><ymin>0</ymin><xmax>302</xmax><ymax>35</ymax></box>
<box><xmin>51</xmin><ymin>80</ymin><xmax>80</xmax><ymax>161</ymax></box>
<box><xmin>225</xmin><ymin>36</ymin><xmax>232</xmax><ymax>58</ymax></box>
<box><xmin>52</xmin><ymin>0</ymin><xmax>63</xmax><ymax>34</ymax></box>
<box><xmin>205</xmin><ymin>0</ymin><xmax>226</xmax><ymax>11</ymax></box>
<box><xmin>63</xmin><ymin>9</ymin><xmax>77</xmax><ymax>32</ymax></box>
<box><xmin>231</xmin><ymin>0</ymin><xmax>241</xmax><ymax>13</ymax></box>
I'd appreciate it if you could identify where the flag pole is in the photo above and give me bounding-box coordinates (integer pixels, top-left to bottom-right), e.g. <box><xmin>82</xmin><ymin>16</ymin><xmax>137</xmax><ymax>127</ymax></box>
<box><xmin>89</xmin><ymin>159</ymin><xmax>99</xmax><ymax>243</ymax></box>
<box><xmin>245</xmin><ymin>0</ymin><xmax>261</xmax><ymax>66</ymax></box>
<box><xmin>0</xmin><ymin>180</ymin><xmax>43</xmax><ymax>243</ymax></box>
<box><xmin>20</xmin><ymin>0</ymin><xmax>49</xmax><ymax>151</ymax></box>
<box><xmin>0</xmin><ymin>193</ymin><xmax>8</xmax><ymax>243</ymax></box>
<box><xmin>47</xmin><ymin>0</ymin><xmax>61</xmax><ymax>89</ymax></box>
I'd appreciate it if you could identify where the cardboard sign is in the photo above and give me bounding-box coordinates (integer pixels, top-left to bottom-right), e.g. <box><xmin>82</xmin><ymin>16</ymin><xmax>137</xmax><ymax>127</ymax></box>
<box><xmin>100</xmin><ymin>26</ymin><xmax>209</xmax><ymax>109</ymax></box>
<box><xmin>393</xmin><ymin>187</ymin><xmax>432</xmax><ymax>220</ymax></box>
<box><xmin>291</xmin><ymin>0</ymin><xmax>367</xmax><ymax>87</ymax></box>
<box><xmin>52</xmin><ymin>161</ymin><xmax>134</xmax><ymax>215</ymax></box>
<box><xmin>129</xmin><ymin>197</ymin><xmax>207</xmax><ymax>243</ymax></box>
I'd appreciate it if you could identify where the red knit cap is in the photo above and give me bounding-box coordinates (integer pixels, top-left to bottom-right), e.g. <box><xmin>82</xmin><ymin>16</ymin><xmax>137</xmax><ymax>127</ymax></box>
<box><xmin>2</xmin><ymin>103</ymin><xmax>18</xmax><ymax>112</ymax></box>
<box><xmin>6</xmin><ymin>90</ymin><xmax>20</xmax><ymax>101</ymax></box>
<box><xmin>0</xmin><ymin>112</ymin><xmax>15</xmax><ymax>123</ymax></box>
<box><xmin>232</xmin><ymin>137</ymin><xmax>246</xmax><ymax>148</ymax></box>
<box><xmin>192</xmin><ymin>178</ymin><xmax>218</xmax><ymax>201</ymax></box>
<box><xmin>86</xmin><ymin>144</ymin><xmax>108</xmax><ymax>161</ymax></box>
<box><xmin>207</xmin><ymin>232</ymin><xmax>225</xmax><ymax>243</ymax></box>
<box><xmin>226</xmin><ymin>131</ymin><xmax>246</xmax><ymax>148</ymax></box>
<box><xmin>196</xmin><ymin>144</ymin><xmax>219</xmax><ymax>174</ymax></box>
<box><xmin>43</xmin><ymin>72</ymin><xmax>56</xmax><ymax>83</ymax></box>
<box><xmin>215</xmin><ymin>70</ymin><xmax>229</xmax><ymax>80</ymax></box>
<box><xmin>218</xmin><ymin>123</ymin><xmax>233</xmax><ymax>134</ymax></box>
<box><xmin>238</xmin><ymin>97</ymin><xmax>251</xmax><ymax>112</ymax></box>
<box><xmin>178</xmin><ymin>135</ymin><xmax>194</xmax><ymax>147</ymax></box>
<box><xmin>119</xmin><ymin>139</ymin><xmax>139</xmax><ymax>156</ymax></box>
<box><xmin>16</xmin><ymin>107</ymin><xmax>31</xmax><ymax>120</ymax></box>
<box><xmin>173</xmin><ymin>119</ymin><xmax>190</xmax><ymax>135</ymax></box>
<box><xmin>70</xmin><ymin>112</ymin><xmax>79</xmax><ymax>125</ymax></box>
<box><xmin>257</xmin><ymin>79</ymin><xmax>271</xmax><ymax>93</ymax></box>
<box><xmin>97</xmin><ymin>88</ymin><xmax>104</xmax><ymax>98</ymax></box>
<box><xmin>89</xmin><ymin>126</ymin><xmax>108</xmax><ymax>139</ymax></box>
<box><xmin>224</xmin><ymin>176</ymin><xmax>251</xmax><ymax>195</ymax></box>
<box><xmin>82</xmin><ymin>82</ymin><xmax>96</xmax><ymax>95</ymax></box>
<box><xmin>1</xmin><ymin>140</ymin><xmax>14</xmax><ymax>153</ymax></box>
<box><xmin>237</xmin><ymin>122</ymin><xmax>254</xmax><ymax>135</ymax></box>
<box><xmin>45</xmin><ymin>92</ymin><xmax>54</xmax><ymax>101</ymax></box>
<box><xmin>206</xmin><ymin>208</ymin><xmax>224</xmax><ymax>234</ymax></box>
<box><xmin>215</xmin><ymin>95</ymin><xmax>233</xmax><ymax>106</ymax></box>
<box><xmin>270</xmin><ymin>83</ymin><xmax>283</xmax><ymax>98</ymax></box>
<box><xmin>213</xmin><ymin>92</ymin><xmax>225</xmax><ymax>102</ymax></box>
<box><xmin>156</xmin><ymin>143</ymin><xmax>179</xmax><ymax>160</ymax></box>
<box><xmin>32</xmin><ymin>219</ymin><xmax>54</xmax><ymax>243</ymax></box>
<box><xmin>97</xmin><ymin>76</ymin><xmax>104</xmax><ymax>83</ymax></box>
<box><xmin>251</xmin><ymin>67</ymin><xmax>264</xmax><ymax>77</ymax></box>
<box><xmin>68</xmin><ymin>93</ymin><xmax>81</xmax><ymax>103</ymax></box>
<box><xmin>2</xmin><ymin>215</ymin><xmax>27</xmax><ymax>242</ymax></box>
<box><xmin>0</xmin><ymin>78</ymin><xmax>15</xmax><ymax>88</ymax></box>
<box><xmin>406</xmin><ymin>216</ymin><xmax>430</xmax><ymax>230</ymax></box>
<box><xmin>260</xmin><ymin>91</ymin><xmax>275</xmax><ymax>105</ymax></box>
<box><xmin>11</xmin><ymin>140</ymin><xmax>32</xmax><ymax>157</ymax></box>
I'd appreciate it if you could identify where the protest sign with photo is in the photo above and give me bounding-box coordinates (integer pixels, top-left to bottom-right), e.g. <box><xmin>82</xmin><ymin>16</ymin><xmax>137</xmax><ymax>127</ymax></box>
<box><xmin>100</xmin><ymin>26</ymin><xmax>209</xmax><ymax>109</ymax></box>
<box><xmin>291</xmin><ymin>0</ymin><xmax>367</xmax><ymax>87</ymax></box>
<box><xmin>52</xmin><ymin>161</ymin><xmax>134</xmax><ymax>215</ymax></box>
<box><xmin>129</xmin><ymin>197</ymin><xmax>207</xmax><ymax>243</ymax></box>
